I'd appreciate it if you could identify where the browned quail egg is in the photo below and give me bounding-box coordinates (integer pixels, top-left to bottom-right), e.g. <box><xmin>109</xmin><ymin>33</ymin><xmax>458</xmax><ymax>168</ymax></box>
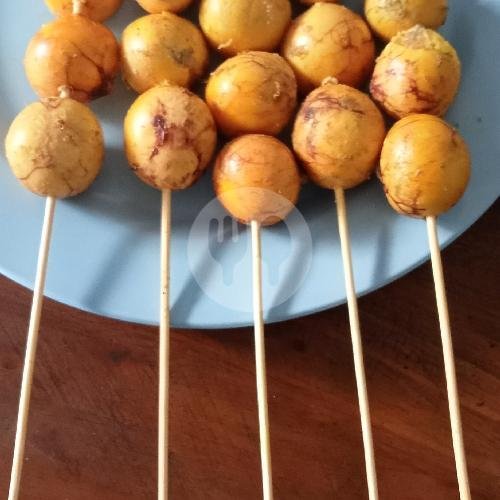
<box><xmin>205</xmin><ymin>51</ymin><xmax>297</xmax><ymax>137</ymax></box>
<box><xmin>292</xmin><ymin>81</ymin><xmax>386</xmax><ymax>190</ymax></box>
<box><xmin>5</xmin><ymin>98</ymin><xmax>104</xmax><ymax>198</ymax></box>
<box><xmin>24</xmin><ymin>14</ymin><xmax>120</xmax><ymax>102</ymax></box>
<box><xmin>213</xmin><ymin>134</ymin><xmax>301</xmax><ymax>225</ymax></box>
<box><xmin>124</xmin><ymin>84</ymin><xmax>217</xmax><ymax>191</ymax></box>
<box><xmin>370</xmin><ymin>25</ymin><xmax>460</xmax><ymax>118</ymax></box>
<box><xmin>379</xmin><ymin>114</ymin><xmax>470</xmax><ymax>217</ymax></box>
<box><xmin>199</xmin><ymin>0</ymin><xmax>292</xmax><ymax>56</ymax></box>
<box><xmin>282</xmin><ymin>3</ymin><xmax>375</xmax><ymax>93</ymax></box>
<box><xmin>45</xmin><ymin>0</ymin><xmax>123</xmax><ymax>21</ymax></box>
<box><xmin>137</xmin><ymin>0</ymin><xmax>193</xmax><ymax>13</ymax></box>
<box><xmin>121</xmin><ymin>13</ymin><xmax>209</xmax><ymax>93</ymax></box>
<box><xmin>365</xmin><ymin>0</ymin><xmax>448</xmax><ymax>41</ymax></box>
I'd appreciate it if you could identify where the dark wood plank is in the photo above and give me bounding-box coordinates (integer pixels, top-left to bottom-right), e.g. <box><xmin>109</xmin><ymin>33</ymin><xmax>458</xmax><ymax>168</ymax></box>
<box><xmin>0</xmin><ymin>202</ymin><xmax>498</xmax><ymax>499</ymax></box>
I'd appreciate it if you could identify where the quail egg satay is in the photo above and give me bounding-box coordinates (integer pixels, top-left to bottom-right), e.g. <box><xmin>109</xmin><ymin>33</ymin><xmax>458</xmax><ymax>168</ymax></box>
<box><xmin>124</xmin><ymin>84</ymin><xmax>217</xmax><ymax>191</ymax></box>
<box><xmin>379</xmin><ymin>114</ymin><xmax>470</xmax><ymax>218</ymax></box>
<box><xmin>45</xmin><ymin>0</ymin><xmax>123</xmax><ymax>21</ymax></box>
<box><xmin>213</xmin><ymin>135</ymin><xmax>301</xmax><ymax>226</ymax></box>
<box><xmin>121</xmin><ymin>13</ymin><xmax>208</xmax><ymax>93</ymax></box>
<box><xmin>5</xmin><ymin>97</ymin><xmax>104</xmax><ymax>198</ymax></box>
<box><xmin>370</xmin><ymin>25</ymin><xmax>460</xmax><ymax>119</ymax></box>
<box><xmin>293</xmin><ymin>82</ymin><xmax>386</xmax><ymax>190</ymax></box>
<box><xmin>282</xmin><ymin>3</ymin><xmax>375</xmax><ymax>93</ymax></box>
<box><xmin>199</xmin><ymin>0</ymin><xmax>292</xmax><ymax>56</ymax></box>
<box><xmin>206</xmin><ymin>52</ymin><xmax>297</xmax><ymax>137</ymax></box>
<box><xmin>378</xmin><ymin>113</ymin><xmax>472</xmax><ymax>500</ymax></box>
<box><xmin>24</xmin><ymin>14</ymin><xmax>120</xmax><ymax>102</ymax></box>
<box><xmin>213</xmin><ymin>133</ymin><xmax>300</xmax><ymax>500</ymax></box>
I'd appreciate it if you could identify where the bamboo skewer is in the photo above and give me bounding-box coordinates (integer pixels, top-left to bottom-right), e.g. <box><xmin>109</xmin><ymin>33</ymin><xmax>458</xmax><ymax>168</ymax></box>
<box><xmin>426</xmin><ymin>216</ymin><xmax>471</xmax><ymax>500</ymax></box>
<box><xmin>8</xmin><ymin>197</ymin><xmax>56</xmax><ymax>500</ymax></box>
<box><xmin>159</xmin><ymin>189</ymin><xmax>172</xmax><ymax>500</ymax></box>
<box><xmin>8</xmin><ymin>81</ymin><xmax>73</xmax><ymax>500</ymax></box>
<box><xmin>7</xmin><ymin>1</ymin><xmax>115</xmax><ymax>499</ymax></box>
<box><xmin>211</xmin><ymin>135</ymin><xmax>295</xmax><ymax>500</ymax></box>
<box><xmin>123</xmin><ymin>84</ymin><xmax>218</xmax><ymax>500</ymax></box>
<box><xmin>73</xmin><ymin>0</ymin><xmax>84</xmax><ymax>14</ymax></box>
<box><xmin>334</xmin><ymin>188</ymin><xmax>379</xmax><ymax>500</ymax></box>
<box><xmin>251</xmin><ymin>220</ymin><xmax>274</xmax><ymax>500</ymax></box>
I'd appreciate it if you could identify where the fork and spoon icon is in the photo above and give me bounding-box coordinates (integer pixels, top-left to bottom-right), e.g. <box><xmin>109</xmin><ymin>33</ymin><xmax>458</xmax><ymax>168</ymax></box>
<box><xmin>208</xmin><ymin>215</ymin><xmax>290</xmax><ymax>287</ymax></box>
<box><xmin>188</xmin><ymin>196</ymin><xmax>313</xmax><ymax>313</ymax></box>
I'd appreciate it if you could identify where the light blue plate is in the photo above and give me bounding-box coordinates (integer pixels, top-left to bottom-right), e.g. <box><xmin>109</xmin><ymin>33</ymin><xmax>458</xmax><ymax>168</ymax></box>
<box><xmin>0</xmin><ymin>0</ymin><xmax>498</xmax><ymax>329</ymax></box>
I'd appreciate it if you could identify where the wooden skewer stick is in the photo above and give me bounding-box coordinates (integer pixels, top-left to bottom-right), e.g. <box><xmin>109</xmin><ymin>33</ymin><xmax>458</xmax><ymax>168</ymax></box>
<box><xmin>8</xmin><ymin>196</ymin><xmax>56</xmax><ymax>500</ymax></box>
<box><xmin>334</xmin><ymin>188</ymin><xmax>379</xmax><ymax>500</ymax></box>
<box><xmin>159</xmin><ymin>189</ymin><xmax>172</xmax><ymax>500</ymax></box>
<box><xmin>251</xmin><ymin>220</ymin><xmax>274</xmax><ymax>500</ymax></box>
<box><xmin>426</xmin><ymin>216</ymin><xmax>471</xmax><ymax>500</ymax></box>
<box><xmin>73</xmin><ymin>0</ymin><xmax>85</xmax><ymax>14</ymax></box>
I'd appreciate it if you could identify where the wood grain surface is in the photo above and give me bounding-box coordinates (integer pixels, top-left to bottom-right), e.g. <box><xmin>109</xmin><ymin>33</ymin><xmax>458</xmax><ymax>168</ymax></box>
<box><xmin>0</xmin><ymin>203</ymin><xmax>498</xmax><ymax>500</ymax></box>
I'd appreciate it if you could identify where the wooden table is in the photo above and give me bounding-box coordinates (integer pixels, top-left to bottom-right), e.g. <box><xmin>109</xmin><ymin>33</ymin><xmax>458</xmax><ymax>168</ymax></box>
<box><xmin>0</xmin><ymin>203</ymin><xmax>498</xmax><ymax>500</ymax></box>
